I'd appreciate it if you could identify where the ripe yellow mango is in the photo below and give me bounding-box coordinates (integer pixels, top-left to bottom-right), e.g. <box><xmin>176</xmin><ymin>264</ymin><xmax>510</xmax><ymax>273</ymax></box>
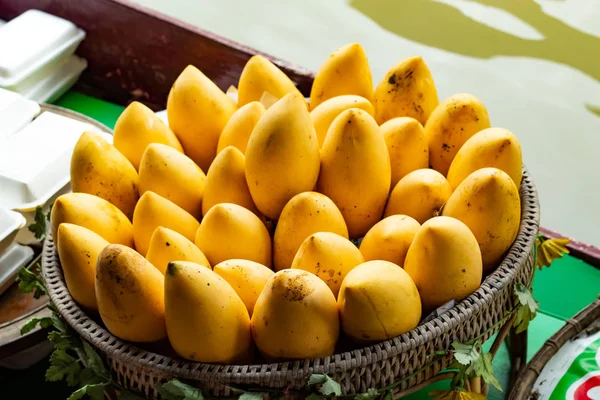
<box><xmin>274</xmin><ymin>191</ymin><xmax>348</xmax><ymax>271</ymax></box>
<box><xmin>338</xmin><ymin>260</ymin><xmax>421</xmax><ymax>341</ymax></box>
<box><xmin>443</xmin><ymin>168</ymin><xmax>521</xmax><ymax>271</ymax></box>
<box><xmin>404</xmin><ymin>216</ymin><xmax>482</xmax><ymax>311</ymax></box>
<box><xmin>71</xmin><ymin>131</ymin><xmax>139</xmax><ymax>220</ymax></box>
<box><xmin>291</xmin><ymin>232</ymin><xmax>364</xmax><ymax>296</ymax></box>
<box><xmin>56</xmin><ymin>223</ymin><xmax>109</xmax><ymax>310</ymax></box>
<box><xmin>51</xmin><ymin>193</ymin><xmax>134</xmax><ymax>247</ymax></box>
<box><xmin>132</xmin><ymin>191</ymin><xmax>199</xmax><ymax>256</ymax></box>
<box><xmin>310</xmin><ymin>43</ymin><xmax>373</xmax><ymax>109</ymax></box>
<box><xmin>384</xmin><ymin>169</ymin><xmax>452</xmax><ymax>224</ymax></box>
<box><xmin>113</xmin><ymin>101</ymin><xmax>182</xmax><ymax>170</ymax></box>
<box><xmin>251</xmin><ymin>269</ymin><xmax>339</xmax><ymax>360</ymax></box>
<box><xmin>167</xmin><ymin>65</ymin><xmax>236</xmax><ymax>171</ymax></box>
<box><xmin>138</xmin><ymin>143</ymin><xmax>205</xmax><ymax>218</ymax></box>
<box><xmin>195</xmin><ymin>203</ymin><xmax>271</xmax><ymax>267</ymax></box>
<box><xmin>165</xmin><ymin>261</ymin><xmax>253</xmax><ymax>363</ymax></box>
<box><xmin>238</xmin><ymin>55</ymin><xmax>302</xmax><ymax>107</ymax></box>
<box><xmin>245</xmin><ymin>92</ymin><xmax>320</xmax><ymax>220</ymax></box>
<box><xmin>374</xmin><ymin>56</ymin><xmax>438</xmax><ymax>125</ymax></box>
<box><xmin>96</xmin><ymin>244</ymin><xmax>166</xmax><ymax>342</ymax></box>
<box><xmin>447</xmin><ymin>127</ymin><xmax>523</xmax><ymax>190</ymax></box>
<box><xmin>217</xmin><ymin>101</ymin><xmax>265</xmax><ymax>154</ymax></box>
<box><xmin>359</xmin><ymin>215</ymin><xmax>420</xmax><ymax>267</ymax></box>
<box><xmin>202</xmin><ymin>146</ymin><xmax>258</xmax><ymax>216</ymax></box>
<box><xmin>318</xmin><ymin>108</ymin><xmax>390</xmax><ymax>237</ymax></box>
<box><xmin>310</xmin><ymin>95</ymin><xmax>374</xmax><ymax>147</ymax></box>
<box><xmin>425</xmin><ymin>93</ymin><xmax>491</xmax><ymax>176</ymax></box>
<box><xmin>213</xmin><ymin>259</ymin><xmax>274</xmax><ymax>316</ymax></box>
<box><xmin>381</xmin><ymin>117</ymin><xmax>429</xmax><ymax>188</ymax></box>
<box><xmin>146</xmin><ymin>227</ymin><xmax>210</xmax><ymax>275</ymax></box>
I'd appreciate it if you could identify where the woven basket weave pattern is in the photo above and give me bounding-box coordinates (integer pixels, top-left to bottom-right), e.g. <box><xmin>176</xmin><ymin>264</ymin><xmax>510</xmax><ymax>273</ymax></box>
<box><xmin>43</xmin><ymin>169</ymin><xmax>539</xmax><ymax>399</ymax></box>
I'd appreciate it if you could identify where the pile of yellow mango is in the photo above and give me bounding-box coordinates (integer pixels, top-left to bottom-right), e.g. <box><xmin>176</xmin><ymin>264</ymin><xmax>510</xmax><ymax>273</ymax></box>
<box><xmin>51</xmin><ymin>43</ymin><xmax>522</xmax><ymax>364</ymax></box>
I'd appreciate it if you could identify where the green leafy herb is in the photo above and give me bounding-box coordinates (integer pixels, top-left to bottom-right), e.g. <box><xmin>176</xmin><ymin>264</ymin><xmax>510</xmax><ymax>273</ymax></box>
<box><xmin>238</xmin><ymin>392</ymin><xmax>267</xmax><ymax>400</ymax></box>
<box><xmin>82</xmin><ymin>341</ymin><xmax>110</xmax><ymax>381</ymax></box>
<box><xmin>451</xmin><ymin>342</ymin><xmax>479</xmax><ymax>365</ymax></box>
<box><xmin>513</xmin><ymin>283</ymin><xmax>538</xmax><ymax>333</ymax></box>
<box><xmin>381</xmin><ymin>390</ymin><xmax>394</xmax><ymax>400</ymax></box>
<box><xmin>117</xmin><ymin>389</ymin><xmax>148</xmax><ymax>400</ymax></box>
<box><xmin>354</xmin><ymin>388</ymin><xmax>379</xmax><ymax>400</ymax></box>
<box><xmin>21</xmin><ymin>316</ymin><xmax>53</xmax><ymax>334</ymax></box>
<box><xmin>158</xmin><ymin>379</ymin><xmax>204</xmax><ymax>400</ymax></box>
<box><xmin>28</xmin><ymin>206</ymin><xmax>48</xmax><ymax>240</ymax></box>
<box><xmin>67</xmin><ymin>383</ymin><xmax>106</xmax><ymax>400</ymax></box>
<box><xmin>449</xmin><ymin>341</ymin><xmax>502</xmax><ymax>392</ymax></box>
<box><xmin>46</xmin><ymin>349</ymin><xmax>82</xmax><ymax>386</ymax></box>
<box><xmin>307</xmin><ymin>374</ymin><xmax>341</xmax><ymax>397</ymax></box>
<box><xmin>17</xmin><ymin>264</ymin><xmax>46</xmax><ymax>299</ymax></box>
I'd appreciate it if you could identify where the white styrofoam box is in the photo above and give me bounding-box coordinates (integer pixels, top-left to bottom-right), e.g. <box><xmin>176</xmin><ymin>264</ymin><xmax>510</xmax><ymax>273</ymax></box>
<box><xmin>0</xmin><ymin>243</ymin><xmax>34</xmax><ymax>297</ymax></box>
<box><xmin>0</xmin><ymin>209</ymin><xmax>26</xmax><ymax>255</ymax></box>
<box><xmin>0</xmin><ymin>111</ymin><xmax>113</xmax><ymax>211</ymax></box>
<box><xmin>20</xmin><ymin>55</ymin><xmax>87</xmax><ymax>104</ymax></box>
<box><xmin>0</xmin><ymin>88</ymin><xmax>40</xmax><ymax>140</ymax></box>
<box><xmin>156</xmin><ymin>109</ymin><xmax>168</xmax><ymax>125</ymax></box>
<box><xmin>0</xmin><ymin>10</ymin><xmax>85</xmax><ymax>89</ymax></box>
<box><xmin>0</xmin><ymin>19</ymin><xmax>5</xmax><ymax>26</ymax></box>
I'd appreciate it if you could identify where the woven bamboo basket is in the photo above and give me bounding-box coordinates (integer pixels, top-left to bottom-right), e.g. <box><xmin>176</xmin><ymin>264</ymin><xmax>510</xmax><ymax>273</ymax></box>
<box><xmin>41</xmin><ymin>163</ymin><xmax>540</xmax><ymax>398</ymax></box>
<box><xmin>509</xmin><ymin>297</ymin><xmax>600</xmax><ymax>399</ymax></box>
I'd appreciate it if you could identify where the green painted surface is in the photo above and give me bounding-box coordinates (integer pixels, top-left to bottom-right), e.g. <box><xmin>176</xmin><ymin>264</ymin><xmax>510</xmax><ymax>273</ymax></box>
<box><xmin>54</xmin><ymin>91</ymin><xmax>125</xmax><ymax>129</ymax></box>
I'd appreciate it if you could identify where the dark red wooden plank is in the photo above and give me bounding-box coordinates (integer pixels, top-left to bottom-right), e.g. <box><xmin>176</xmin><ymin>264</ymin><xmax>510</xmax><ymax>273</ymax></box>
<box><xmin>0</xmin><ymin>0</ymin><xmax>314</xmax><ymax>109</ymax></box>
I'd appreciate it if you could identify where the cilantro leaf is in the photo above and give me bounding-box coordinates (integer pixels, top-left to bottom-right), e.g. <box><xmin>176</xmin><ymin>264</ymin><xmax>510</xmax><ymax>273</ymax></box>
<box><xmin>239</xmin><ymin>393</ymin><xmax>267</xmax><ymax>400</ymax></box>
<box><xmin>382</xmin><ymin>390</ymin><xmax>394</xmax><ymax>400</ymax></box>
<box><xmin>46</xmin><ymin>349</ymin><xmax>82</xmax><ymax>386</ymax></box>
<box><xmin>513</xmin><ymin>284</ymin><xmax>538</xmax><ymax>333</ymax></box>
<box><xmin>28</xmin><ymin>206</ymin><xmax>48</xmax><ymax>240</ymax></box>
<box><xmin>158</xmin><ymin>379</ymin><xmax>204</xmax><ymax>400</ymax></box>
<box><xmin>17</xmin><ymin>265</ymin><xmax>47</xmax><ymax>298</ymax></box>
<box><xmin>354</xmin><ymin>388</ymin><xmax>379</xmax><ymax>400</ymax></box>
<box><xmin>451</xmin><ymin>341</ymin><xmax>479</xmax><ymax>365</ymax></box>
<box><xmin>479</xmin><ymin>353</ymin><xmax>502</xmax><ymax>391</ymax></box>
<box><xmin>305</xmin><ymin>394</ymin><xmax>323</xmax><ymax>400</ymax></box>
<box><xmin>82</xmin><ymin>341</ymin><xmax>110</xmax><ymax>381</ymax></box>
<box><xmin>307</xmin><ymin>374</ymin><xmax>341</xmax><ymax>397</ymax></box>
<box><xmin>67</xmin><ymin>383</ymin><xmax>106</xmax><ymax>400</ymax></box>
<box><xmin>21</xmin><ymin>316</ymin><xmax>53</xmax><ymax>334</ymax></box>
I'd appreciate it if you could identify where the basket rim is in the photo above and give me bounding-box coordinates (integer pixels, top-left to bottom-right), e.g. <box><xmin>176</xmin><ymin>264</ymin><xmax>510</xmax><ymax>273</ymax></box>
<box><xmin>43</xmin><ymin>167</ymin><xmax>540</xmax><ymax>385</ymax></box>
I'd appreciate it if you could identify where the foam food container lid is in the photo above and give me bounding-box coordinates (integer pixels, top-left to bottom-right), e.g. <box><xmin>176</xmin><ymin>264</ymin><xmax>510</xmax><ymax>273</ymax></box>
<box><xmin>0</xmin><ymin>111</ymin><xmax>113</xmax><ymax>210</ymax></box>
<box><xmin>0</xmin><ymin>10</ymin><xmax>85</xmax><ymax>87</ymax></box>
<box><xmin>0</xmin><ymin>208</ymin><xmax>26</xmax><ymax>255</ymax></box>
<box><xmin>0</xmin><ymin>242</ymin><xmax>34</xmax><ymax>297</ymax></box>
<box><xmin>0</xmin><ymin>88</ymin><xmax>40</xmax><ymax>140</ymax></box>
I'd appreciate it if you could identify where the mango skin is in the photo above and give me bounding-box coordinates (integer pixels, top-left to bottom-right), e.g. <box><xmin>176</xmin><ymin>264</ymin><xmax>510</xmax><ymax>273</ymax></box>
<box><xmin>165</xmin><ymin>261</ymin><xmax>254</xmax><ymax>363</ymax></box>
<box><xmin>51</xmin><ymin>193</ymin><xmax>134</xmax><ymax>248</ymax></box>
<box><xmin>195</xmin><ymin>203</ymin><xmax>272</xmax><ymax>267</ymax></box>
<box><xmin>56</xmin><ymin>223</ymin><xmax>109</xmax><ymax>310</ymax></box>
<box><xmin>217</xmin><ymin>101</ymin><xmax>266</xmax><ymax>154</ymax></box>
<box><xmin>374</xmin><ymin>56</ymin><xmax>439</xmax><ymax>125</ymax></box>
<box><xmin>132</xmin><ymin>191</ymin><xmax>199</xmax><ymax>256</ymax></box>
<box><xmin>318</xmin><ymin>108</ymin><xmax>390</xmax><ymax>237</ymax></box>
<box><xmin>95</xmin><ymin>244</ymin><xmax>166</xmax><ymax>342</ymax></box>
<box><xmin>113</xmin><ymin>101</ymin><xmax>182</xmax><ymax>170</ymax></box>
<box><xmin>310</xmin><ymin>43</ymin><xmax>373</xmax><ymax>109</ymax></box>
<box><xmin>443</xmin><ymin>168</ymin><xmax>521</xmax><ymax>271</ymax></box>
<box><xmin>359</xmin><ymin>215</ymin><xmax>420</xmax><ymax>267</ymax></box>
<box><xmin>146</xmin><ymin>227</ymin><xmax>210</xmax><ymax>275</ymax></box>
<box><xmin>425</xmin><ymin>93</ymin><xmax>491</xmax><ymax>176</ymax></box>
<box><xmin>273</xmin><ymin>191</ymin><xmax>348</xmax><ymax>271</ymax></box>
<box><xmin>167</xmin><ymin>65</ymin><xmax>237</xmax><ymax>171</ymax></box>
<box><xmin>71</xmin><ymin>131</ymin><xmax>139</xmax><ymax>220</ymax></box>
<box><xmin>310</xmin><ymin>95</ymin><xmax>374</xmax><ymax>147</ymax></box>
<box><xmin>213</xmin><ymin>259</ymin><xmax>274</xmax><ymax>316</ymax></box>
<box><xmin>202</xmin><ymin>146</ymin><xmax>258</xmax><ymax>216</ymax></box>
<box><xmin>384</xmin><ymin>169</ymin><xmax>452</xmax><ymax>224</ymax></box>
<box><xmin>237</xmin><ymin>55</ymin><xmax>302</xmax><ymax>107</ymax></box>
<box><xmin>139</xmin><ymin>143</ymin><xmax>206</xmax><ymax>218</ymax></box>
<box><xmin>447</xmin><ymin>127</ymin><xmax>523</xmax><ymax>190</ymax></box>
<box><xmin>251</xmin><ymin>269</ymin><xmax>339</xmax><ymax>360</ymax></box>
<box><xmin>381</xmin><ymin>117</ymin><xmax>429</xmax><ymax>188</ymax></box>
<box><xmin>404</xmin><ymin>216</ymin><xmax>482</xmax><ymax>311</ymax></box>
<box><xmin>245</xmin><ymin>92</ymin><xmax>320</xmax><ymax>220</ymax></box>
<box><xmin>291</xmin><ymin>232</ymin><xmax>364</xmax><ymax>297</ymax></box>
<box><xmin>338</xmin><ymin>260</ymin><xmax>421</xmax><ymax>342</ymax></box>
